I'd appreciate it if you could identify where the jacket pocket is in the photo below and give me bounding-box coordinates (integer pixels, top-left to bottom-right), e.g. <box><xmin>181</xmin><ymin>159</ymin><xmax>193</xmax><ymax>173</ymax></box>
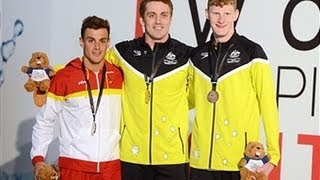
<box><xmin>120</xmin><ymin>124</ymin><xmax>126</xmax><ymax>143</ymax></box>
<box><xmin>178</xmin><ymin>128</ymin><xmax>185</xmax><ymax>154</ymax></box>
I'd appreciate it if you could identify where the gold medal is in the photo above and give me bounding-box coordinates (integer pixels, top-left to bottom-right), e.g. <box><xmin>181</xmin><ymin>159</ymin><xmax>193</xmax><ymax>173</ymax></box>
<box><xmin>145</xmin><ymin>89</ymin><xmax>150</xmax><ymax>104</ymax></box>
<box><xmin>207</xmin><ymin>90</ymin><xmax>219</xmax><ymax>103</ymax></box>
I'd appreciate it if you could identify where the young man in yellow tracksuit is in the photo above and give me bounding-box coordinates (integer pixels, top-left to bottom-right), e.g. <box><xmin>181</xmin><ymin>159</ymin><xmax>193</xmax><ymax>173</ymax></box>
<box><xmin>188</xmin><ymin>0</ymin><xmax>280</xmax><ymax>179</ymax></box>
<box><xmin>105</xmin><ymin>0</ymin><xmax>193</xmax><ymax>179</ymax></box>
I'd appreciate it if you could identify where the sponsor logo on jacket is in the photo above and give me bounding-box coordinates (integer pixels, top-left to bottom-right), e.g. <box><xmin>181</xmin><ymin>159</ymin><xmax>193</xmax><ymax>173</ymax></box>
<box><xmin>133</xmin><ymin>50</ymin><xmax>148</xmax><ymax>56</ymax></box>
<box><xmin>133</xmin><ymin>50</ymin><xmax>142</xmax><ymax>56</ymax></box>
<box><xmin>164</xmin><ymin>52</ymin><xmax>177</xmax><ymax>65</ymax></box>
<box><xmin>227</xmin><ymin>50</ymin><xmax>241</xmax><ymax>63</ymax></box>
<box><xmin>78</xmin><ymin>80</ymin><xmax>86</xmax><ymax>85</ymax></box>
<box><xmin>201</xmin><ymin>52</ymin><xmax>209</xmax><ymax>59</ymax></box>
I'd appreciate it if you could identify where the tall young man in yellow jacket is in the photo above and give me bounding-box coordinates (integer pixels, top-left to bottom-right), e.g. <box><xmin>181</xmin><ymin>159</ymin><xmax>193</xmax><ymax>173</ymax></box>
<box><xmin>189</xmin><ymin>0</ymin><xmax>280</xmax><ymax>179</ymax></box>
<box><xmin>105</xmin><ymin>0</ymin><xmax>193</xmax><ymax>179</ymax></box>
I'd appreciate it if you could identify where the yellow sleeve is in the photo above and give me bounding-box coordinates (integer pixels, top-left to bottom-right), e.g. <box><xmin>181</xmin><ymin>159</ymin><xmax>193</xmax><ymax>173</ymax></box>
<box><xmin>105</xmin><ymin>46</ymin><xmax>121</xmax><ymax>67</ymax></box>
<box><xmin>252</xmin><ymin>61</ymin><xmax>280</xmax><ymax>166</ymax></box>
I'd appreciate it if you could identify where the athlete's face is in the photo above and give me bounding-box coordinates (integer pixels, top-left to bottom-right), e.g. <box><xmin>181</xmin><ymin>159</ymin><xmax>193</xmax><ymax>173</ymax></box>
<box><xmin>140</xmin><ymin>1</ymin><xmax>172</xmax><ymax>45</ymax></box>
<box><xmin>206</xmin><ymin>4</ymin><xmax>239</xmax><ymax>42</ymax></box>
<box><xmin>79</xmin><ymin>28</ymin><xmax>110</xmax><ymax>65</ymax></box>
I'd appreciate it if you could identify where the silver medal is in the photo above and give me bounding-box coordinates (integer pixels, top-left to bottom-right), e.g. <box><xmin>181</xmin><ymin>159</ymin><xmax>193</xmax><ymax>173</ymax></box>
<box><xmin>91</xmin><ymin>122</ymin><xmax>96</xmax><ymax>136</ymax></box>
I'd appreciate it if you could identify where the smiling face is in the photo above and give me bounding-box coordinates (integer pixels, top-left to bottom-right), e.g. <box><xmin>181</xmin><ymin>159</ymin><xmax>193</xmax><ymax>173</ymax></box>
<box><xmin>206</xmin><ymin>3</ymin><xmax>239</xmax><ymax>43</ymax></box>
<box><xmin>140</xmin><ymin>1</ymin><xmax>172</xmax><ymax>49</ymax></box>
<box><xmin>79</xmin><ymin>28</ymin><xmax>110</xmax><ymax>71</ymax></box>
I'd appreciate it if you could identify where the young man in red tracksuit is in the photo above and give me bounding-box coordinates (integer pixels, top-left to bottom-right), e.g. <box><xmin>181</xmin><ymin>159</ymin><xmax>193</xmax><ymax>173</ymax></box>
<box><xmin>31</xmin><ymin>16</ymin><xmax>123</xmax><ymax>180</ymax></box>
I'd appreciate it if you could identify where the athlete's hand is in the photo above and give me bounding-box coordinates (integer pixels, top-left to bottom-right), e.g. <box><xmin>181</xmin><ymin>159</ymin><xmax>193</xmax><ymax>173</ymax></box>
<box><xmin>33</xmin><ymin>161</ymin><xmax>46</xmax><ymax>179</ymax></box>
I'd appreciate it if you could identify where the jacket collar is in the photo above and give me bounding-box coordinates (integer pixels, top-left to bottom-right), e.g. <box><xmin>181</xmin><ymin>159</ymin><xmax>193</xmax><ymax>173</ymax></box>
<box><xmin>210</xmin><ymin>32</ymin><xmax>238</xmax><ymax>47</ymax></box>
<box><xmin>136</xmin><ymin>33</ymin><xmax>171</xmax><ymax>50</ymax></box>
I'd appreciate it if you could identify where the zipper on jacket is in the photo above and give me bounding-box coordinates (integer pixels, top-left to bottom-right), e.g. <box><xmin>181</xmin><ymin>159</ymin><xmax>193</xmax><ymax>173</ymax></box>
<box><xmin>208</xmin><ymin>43</ymin><xmax>220</xmax><ymax>169</ymax></box>
<box><xmin>149</xmin><ymin>82</ymin><xmax>154</xmax><ymax>164</ymax></box>
<box><xmin>207</xmin><ymin>43</ymin><xmax>235</xmax><ymax>169</ymax></box>
<box><xmin>94</xmin><ymin>71</ymin><xmax>101</xmax><ymax>173</ymax></box>
<box><xmin>208</xmin><ymin>102</ymin><xmax>216</xmax><ymax>169</ymax></box>
<box><xmin>148</xmin><ymin>44</ymin><xmax>159</xmax><ymax>164</ymax></box>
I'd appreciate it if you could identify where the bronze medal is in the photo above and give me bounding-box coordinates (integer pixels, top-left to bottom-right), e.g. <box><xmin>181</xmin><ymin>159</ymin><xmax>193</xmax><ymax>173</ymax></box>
<box><xmin>145</xmin><ymin>89</ymin><xmax>150</xmax><ymax>104</ymax></box>
<box><xmin>207</xmin><ymin>90</ymin><xmax>219</xmax><ymax>103</ymax></box>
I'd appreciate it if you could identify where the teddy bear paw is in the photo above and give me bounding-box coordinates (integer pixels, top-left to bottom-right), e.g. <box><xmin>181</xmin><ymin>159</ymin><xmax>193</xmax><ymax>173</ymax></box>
<box><xmin>24</xmin><ymin>83</ymin><xmax>37</xmax><ymax>92</ymax></box>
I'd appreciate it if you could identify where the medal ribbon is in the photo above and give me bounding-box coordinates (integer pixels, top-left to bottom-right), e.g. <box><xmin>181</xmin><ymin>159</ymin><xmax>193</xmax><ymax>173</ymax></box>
<box><xmin>208</xmin><ymin>43</ymin><xmax>235</xmax><ymax>90</ymax></box>
<box><xmin>144</xmin><ymin>56</ymin><xmax>163</xmax><ymax>90</ymax></box>
<box><xmin>81</xmin><ymin>61</ymin><xmax>106</xmax><ymax>136</ymax></box>
<box><xmin>144</xmin><ymin>47</ymin><xmax>168</xmax><ymax>104</ymax></box>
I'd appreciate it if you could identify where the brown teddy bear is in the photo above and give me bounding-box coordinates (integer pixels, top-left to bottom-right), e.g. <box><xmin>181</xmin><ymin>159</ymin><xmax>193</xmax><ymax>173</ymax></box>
<box><xmin>238</xmin><ymin>142</ymin><xmax>271</xmax><ymax>180</ymax></box>
<box><xmin>36</xmin><ymin>163</ymin><xmax>60</xmax><ymax>180</ymax></box>
<box><xmin>21</xmin><ymin>52</ymin><xmax>55</xmax><ymax>107</ymax></box>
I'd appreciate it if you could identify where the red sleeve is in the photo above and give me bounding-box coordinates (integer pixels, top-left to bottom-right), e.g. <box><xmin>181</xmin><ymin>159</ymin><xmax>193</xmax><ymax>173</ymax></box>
<box><xmin>32</xmin><ymin>156</ymin><xmax>44</xmax><ymax>165</ymax></box>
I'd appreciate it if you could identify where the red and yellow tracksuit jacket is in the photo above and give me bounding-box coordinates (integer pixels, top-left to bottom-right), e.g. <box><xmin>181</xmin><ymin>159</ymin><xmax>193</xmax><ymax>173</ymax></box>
<box><xmin>30</xmin><ymin>58</ymin><xmax>123</xmax><ymax>172</ymax></box>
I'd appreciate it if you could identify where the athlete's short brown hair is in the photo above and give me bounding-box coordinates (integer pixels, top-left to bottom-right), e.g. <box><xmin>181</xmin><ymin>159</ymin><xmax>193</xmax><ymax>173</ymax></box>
<box><xmin>207</xmin><ymin>0</ymin><xmax>237</xmax><ymax>8</ymax></box>
<box><xmin>139</xmin><ymin>0</ymin><xmax>173</xmax><ymax>18</ymax></box>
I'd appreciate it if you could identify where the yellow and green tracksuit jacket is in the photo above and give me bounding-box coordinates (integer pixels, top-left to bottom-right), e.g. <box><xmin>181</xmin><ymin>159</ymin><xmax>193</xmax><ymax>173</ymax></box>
<box><xmin>189</xmin><ymin>33</ymin><xmax>280</xmax><ymax>171</ymax></box>
<box><xmin>105</xmin><ymin>35</ymin><xmax>192</xmax><ymax>165</ymax></box>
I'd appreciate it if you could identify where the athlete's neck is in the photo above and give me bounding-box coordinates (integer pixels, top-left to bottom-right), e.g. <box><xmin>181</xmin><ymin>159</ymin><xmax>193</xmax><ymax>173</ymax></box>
<box><xmin>82</xmin><ymin>57</ymin><xmax>104</xmax><ymax>72</ymax></box>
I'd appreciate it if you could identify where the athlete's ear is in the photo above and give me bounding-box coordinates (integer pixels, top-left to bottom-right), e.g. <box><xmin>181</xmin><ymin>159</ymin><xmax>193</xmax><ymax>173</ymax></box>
<box><xmin>233</xmin><ymin>9</ymin><xmax>240</xmax><ymax>21</ymax></box>
<box><xmin>79</xmin><ymin>37</ymin><xmax>84</xmax><ymax>48</ymax></box>
<box><xmin>139</xmin><ymin>17</ymin><xmax>145</xmax><ymax>27</ymax></box>
<box><xmin>205</xmin><ymin>8</ymin><xmax>209</xmax><ymax>20</ymax></box>
<box><xmin>139</xmin><ymin>17</ymin><xmax>146</xmax><ymax>33</ymax></box>
<box><xmin>107</xmin><ymin>38</ymin><xmax>111</xmax><ymax>48</ymax></box>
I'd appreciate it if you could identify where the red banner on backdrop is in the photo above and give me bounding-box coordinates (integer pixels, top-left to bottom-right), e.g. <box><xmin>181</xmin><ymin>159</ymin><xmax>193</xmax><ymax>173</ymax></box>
<box><xmin>135</xmin><ymin>0</ymin><xmax>143</xmax><ymax>38</ymax></box>
<box><xmin>298</xmin><ymin>134</ymin><xmax>320</xmax><ymax>180</ymax></box>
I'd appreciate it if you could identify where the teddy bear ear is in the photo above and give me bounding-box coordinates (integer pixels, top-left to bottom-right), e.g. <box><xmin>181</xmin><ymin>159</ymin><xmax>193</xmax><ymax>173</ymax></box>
<box><xmin>29</xmin><ymin>55</ymin><xmax>34</xmax><ymax>63</ymax></box>
<box><xmin>244</xmin><ymin>142</ymin><xmax>253</xmax><ymax>149</ymax></box>
<box><xmin>42</xmin><ymin>52</ymin><xmax>49</xmax><ymax>59</ymax></box>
